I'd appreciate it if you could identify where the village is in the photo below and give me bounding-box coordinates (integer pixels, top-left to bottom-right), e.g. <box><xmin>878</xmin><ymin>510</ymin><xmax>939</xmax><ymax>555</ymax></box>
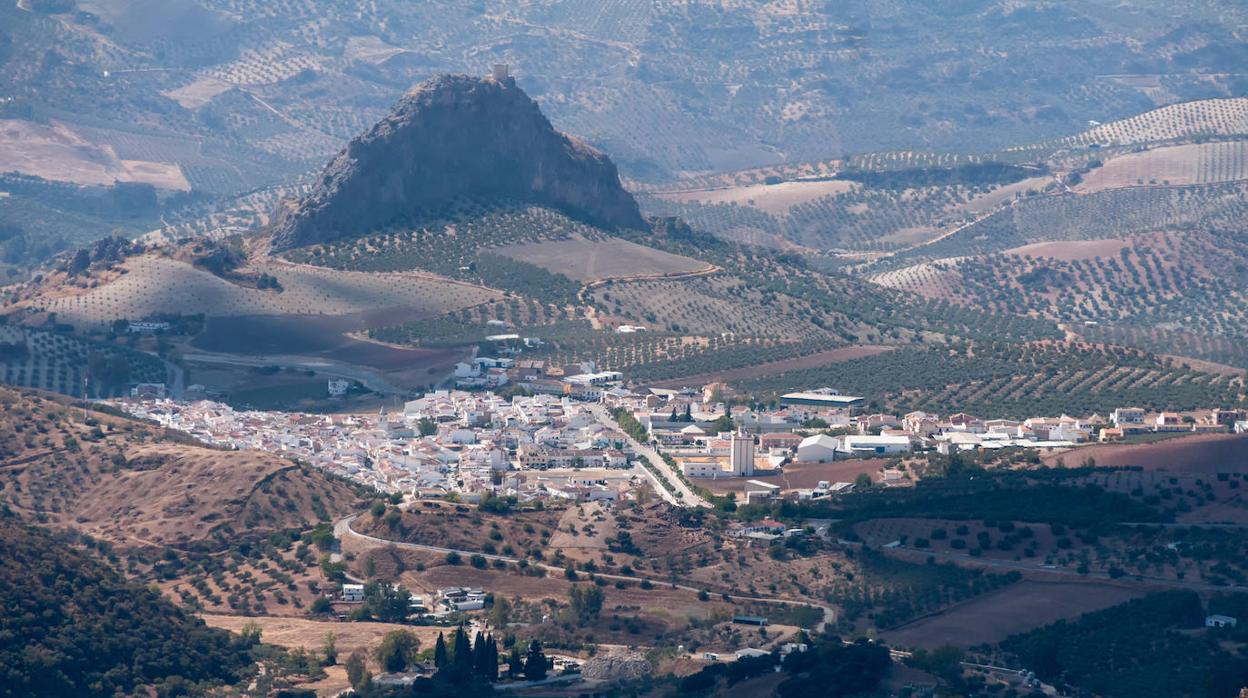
<box><xmin>112</xmin><ymin>354</ymin><xmax>1248</xmax><ymax>509</ymax></box>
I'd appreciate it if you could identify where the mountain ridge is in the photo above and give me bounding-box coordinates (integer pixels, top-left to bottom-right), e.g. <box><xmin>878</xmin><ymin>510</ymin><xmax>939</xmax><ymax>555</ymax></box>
<box><xmin>269</xmin><ymin>73</ymin><xmax>646</xmax><ymax>250</ymax></box>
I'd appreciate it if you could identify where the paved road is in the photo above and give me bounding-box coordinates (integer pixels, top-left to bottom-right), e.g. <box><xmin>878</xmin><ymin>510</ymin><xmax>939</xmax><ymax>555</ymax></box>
<box><xmin>337</xmin><ymin>513</ymin><xmax>831</xmax><ymax>629</ymax></box>
<box><xmin>585</xmin><ymin>403</ymin><xmax>711</xmax><ymax>508</ymax></box>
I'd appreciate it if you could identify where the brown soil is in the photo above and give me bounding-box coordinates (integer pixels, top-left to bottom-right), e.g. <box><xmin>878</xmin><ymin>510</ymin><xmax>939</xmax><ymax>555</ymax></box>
<box><xmin>1043</xmin><ymin>433</ymin><xmax>1248</xmax><ymax>472</ymax></box>
<box><xmin>881</xmin><ymin>580</ymin><xmax>1143</xmax><ymax>649</ymax></box>
<box><xmin>0</xmin><ymin>387</ymin><xmax>365</xmax><ymax>552</ymax></box>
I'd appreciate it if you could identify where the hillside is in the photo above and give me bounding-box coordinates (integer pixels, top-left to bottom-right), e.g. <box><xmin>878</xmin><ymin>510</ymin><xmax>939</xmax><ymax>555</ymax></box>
<box><xmin>0</xmin><ymin>516</ymin><xmax>253</xmax><ymax>697</ymax></box>
<box><xmin>0</xmin><ymin>386</ymin><xmax>369</xmax><ymax>552</ymax></box>
<box><xmin>269</xmin><ymin>73</ymin><xmax>645</xmax><ymax>250</ymax></box>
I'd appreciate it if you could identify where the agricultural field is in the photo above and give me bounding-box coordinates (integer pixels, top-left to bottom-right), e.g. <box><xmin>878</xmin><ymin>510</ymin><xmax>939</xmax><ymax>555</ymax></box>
<box><xmin>882</xmin><ymin>581</ymin><xmax>1142</xmax><ymax>650</ymax></box>
<box><xmin>1045</xmin><ymin>433</ymin><xmax>1248</xmax><ymax>477</ymax></box>
<box><xmin>652</xmin><ymin>179</ymin><xmax>858</xmax><ymax>215</ymax></box>
<box><xmin>0</xmin><ymin>325</ymin><xmax>167</xmax><ymax>397</ymax></box>
<box><xmin>24</xmin><ymin>255</ymin><xmax>497</xmax><ymax>330</ymax></box>
<box><xmin>494</xmin><ymin>235</ymin><xmax>709</xmax><ymax>283</ymax></box>
<box><xmin>1076</xmin><ymin>140</ymin><xmax>1248</xmax><ymax>192</ymax></box>
<box><xmin>875</xmin><ymin>229</ymin><xmax>1248</xmax><ymax>363</ymax></box>
<box><xmin>0</xmin><ymin>119</ymin><xmax>190</xmax><ymax>190</ymax></box>
<box><xmin>1061</xmin><ymin>97</ymin><xmax>1248</xmax><ymax>148</ymax></box>
<box><xmin>734</xmin><ymin>342</ymin><xmax>1246</xmax><ymax>418</ymax></box>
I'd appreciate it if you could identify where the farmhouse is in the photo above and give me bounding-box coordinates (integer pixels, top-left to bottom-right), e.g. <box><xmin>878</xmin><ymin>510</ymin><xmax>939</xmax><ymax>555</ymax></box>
<box><xmin>1206</xmin><ymin>614</ymin><xmax>1238</xmax><ymax>628</ymax></box>
<box><xmin>341</xmin><ymin>583</ymin><xmax>365</xmax><ymax>602</ymax></box>
<box><xmin>730</xmin><ymin>519</ymin><xmax>786</xmax><ymax>539</ymax></box>
<box><xmin>1112</xmin><ymin>407</ymin><xmax>1146</xmax><ymax>425</ymax></box>
<box><xmin>438</xmin><ymin>586</ymin><xmax>486</xmax><ymax>612</ymax></box>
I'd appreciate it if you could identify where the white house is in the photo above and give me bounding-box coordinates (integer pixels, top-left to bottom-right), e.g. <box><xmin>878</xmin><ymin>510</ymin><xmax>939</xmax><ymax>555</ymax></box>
<box><xmin>796</xmin><ymin>434</ymin><xmax>838</xmax><ymax>462</ymax></box>
<box><xmin>342</xmin><ymin>583</ymin><xmax>365</xmax><ymax>602</ymax></box>
<box><xmin>1206</xmin><ymin>614</ymin><xmax>1238</xmax><ymax>628</ymax></box>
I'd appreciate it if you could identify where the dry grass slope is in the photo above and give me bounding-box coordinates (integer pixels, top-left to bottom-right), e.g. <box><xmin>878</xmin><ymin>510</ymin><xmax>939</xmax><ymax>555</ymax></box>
<box><xmin>26</xmin><ymin>255</ymin><xmax>497</xmax><ymax>329</ymax></box>
<box><xmin>0</xmin><ymin>387</ymin><xmax>366</xmax><ymax>552</ymax></box>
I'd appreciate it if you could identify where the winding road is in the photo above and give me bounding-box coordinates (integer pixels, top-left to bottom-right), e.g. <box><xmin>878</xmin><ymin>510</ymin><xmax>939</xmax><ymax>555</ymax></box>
<box><xmin>334</xmin><ymin>513</ymin><xmax>832</xmax><ymax>630</ymax></box>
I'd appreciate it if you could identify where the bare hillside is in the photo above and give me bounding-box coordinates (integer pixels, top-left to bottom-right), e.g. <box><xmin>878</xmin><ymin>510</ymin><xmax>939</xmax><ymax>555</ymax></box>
<box><xmin>0</xmin><ymin>387</ymin><xmax>368</xmax><ymax>551</ymax></box>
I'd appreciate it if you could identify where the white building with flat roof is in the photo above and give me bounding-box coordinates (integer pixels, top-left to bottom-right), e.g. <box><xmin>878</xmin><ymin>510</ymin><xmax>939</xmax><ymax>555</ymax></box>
<box><xmin>839</xmin><ymin>434</ymin><xmax>911</xmax><ymax>455</ymax></box>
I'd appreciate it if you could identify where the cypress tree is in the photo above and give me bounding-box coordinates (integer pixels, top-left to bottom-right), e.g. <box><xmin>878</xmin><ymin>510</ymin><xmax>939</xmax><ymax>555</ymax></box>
<box><xmin>434</xmin><ymin>632</ymin><xmax>447</xmax><ymax>669</ymax></box>
<box><xmin>485</xmin><ymin>634</ymin><xmax>498</xmax><ymax>681</ymax></box>
<box><xmin>508</xmin><ymin>646</ymin><xmax>523</xmax><ymax>678</ymax></box>
<box><xmin>453</xmin><ymin>625</ymin><xmax>472</xmax><ymax>671</ymax></box>
<box><xmin>473</xmin><ymin>630</ymin><xmax>487</xmax><ymax>676</ymax></box>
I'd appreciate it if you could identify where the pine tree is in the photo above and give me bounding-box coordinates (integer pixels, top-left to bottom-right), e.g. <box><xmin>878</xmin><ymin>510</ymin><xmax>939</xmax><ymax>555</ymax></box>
<box><xmin>434</xmin><ymin>632</ymin><xmax>447</xmax><ymax>669</ymax></box>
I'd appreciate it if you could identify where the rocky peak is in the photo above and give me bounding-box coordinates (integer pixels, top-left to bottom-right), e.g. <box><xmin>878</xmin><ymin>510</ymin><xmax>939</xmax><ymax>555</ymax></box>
<box><xmin>269</xmin><ymin>73</ymin><xmax>645</xmax><ymax>250</ymax></box>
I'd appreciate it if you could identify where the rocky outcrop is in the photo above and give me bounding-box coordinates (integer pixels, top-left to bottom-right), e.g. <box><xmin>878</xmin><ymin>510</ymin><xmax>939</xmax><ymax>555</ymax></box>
<box><xmin>270</xmin><ymin>73</ymin><xmax>645</xmax><ymax>250</ymax></box>
<box><xmin>580</xmin><ymin>651</ymin><xmax>652</xmax><ymax>682</ymax></box>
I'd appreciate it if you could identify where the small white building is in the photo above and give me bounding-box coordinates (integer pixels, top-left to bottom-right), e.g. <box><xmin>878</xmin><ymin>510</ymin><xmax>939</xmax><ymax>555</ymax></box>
<box><xmin>1206</xmin><ymin>614</ymin><xmax>1238</xmax><ymax>629</ymax></box>
<box><xmin>342</xmin><ymin>583</ymin><xmax>365</xmax><ymax>602</ymax></box>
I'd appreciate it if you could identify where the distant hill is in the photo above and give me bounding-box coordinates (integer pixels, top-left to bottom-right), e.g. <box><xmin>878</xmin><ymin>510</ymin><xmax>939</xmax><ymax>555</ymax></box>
<box><xmin>269</xmin><ymin>74</ymin><xmax>646</xmax><ymax>250</ymax></box>
<box><xmin>0</xmin><ymin>516</ymin><xmax>253</xmax><ymax>696</ymax></box>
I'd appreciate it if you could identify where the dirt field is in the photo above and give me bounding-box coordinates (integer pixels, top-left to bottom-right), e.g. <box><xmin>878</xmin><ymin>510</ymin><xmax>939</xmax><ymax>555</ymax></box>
<box><xmin>1076</xmin><ymin>141</ymin><xmax>1248</xmax><ymax>193</ymax></box>
<box><xmin>1043</xmin><ymin>433</ymin><xmax>1248</xmax><ymax>472</ymax></box>
<box><xmin>645</xmin><ymin>345</ymin><xmax>895</xmax><ymax>388</ymax></box>
<box><xmin>494</xmin><ymin>235</ymin><xmax>708</xmax><ymax>282</ymax></box>
<box><xmin>1076</xmin><ymin>144</ymin><xmax>1203</xmax><ymax>192</ymax></box>
<box><xmin>701</xmin><ymin>458</ymin><xmax>891</xmax><ymax>496</ymax></box>
<box><xmin>654</xmin><ymin>179</ymin><xmax>857</xmax><ymax>215</ymax></box>
<box><xmin>1005</xmin><ymin>238</ymin><xmax>1129</xmax><ymax>261</ymax></box>
<box><xmin>958</xmin><ymin>175</ymin><xmax>1053</xmax><ymax>214</ymax></box>
<box><xmin>163</xmin><ymin>77</ymin><xmax>234</xmax><ymax>110</ymax></box>
<box><xmin>203</xmin><ymin>614</ymin><xmax>451</xmax><ymax>697</ymax></box>
<box><xmin>881</xmin><ymin>580</ymin><xmax>1143</xmax><ymax>649</ymax></box>
<box><xmin>0</xmin><ymin>119</ymin><xmax>190</xmax><ymax>190</ymax></box>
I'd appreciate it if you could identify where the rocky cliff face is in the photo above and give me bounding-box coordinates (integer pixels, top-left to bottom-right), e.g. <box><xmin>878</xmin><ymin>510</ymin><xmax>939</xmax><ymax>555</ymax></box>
<box><xmin>269</xmin><ymin>74</ymin><xmax>645</xmax><ymax>250</ymax></box>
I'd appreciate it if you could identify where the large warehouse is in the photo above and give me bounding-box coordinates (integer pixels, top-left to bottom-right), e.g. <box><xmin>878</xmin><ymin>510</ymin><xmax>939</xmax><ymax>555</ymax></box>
<box><xmin>796</xmin><ymin>434</ymin><xmax>839</xmax><ymax>463</ymax></box>
<box><xmin>780</xmin><ymin>391</ymin><xmax>865</xmax><ymax>410</ymax></box>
